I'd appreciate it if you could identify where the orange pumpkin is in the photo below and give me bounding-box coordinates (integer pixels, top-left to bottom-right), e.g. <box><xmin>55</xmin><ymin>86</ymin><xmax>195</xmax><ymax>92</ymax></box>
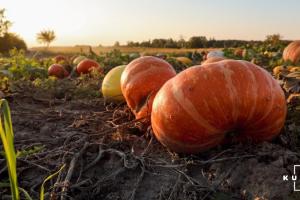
<box><xmin>273</xmin><ymin>66</ymin><xmax>288</xmax><ymax>77</ymax></box>
<box><xmin>283</xmin><ymin>41</ymin><xmax>300</xmax><ymax>64</ymax></box>
<box><xmin>121</xmin><ymin>56</ymin><xmax>176</xmax><ymax>119</ymax></box>
<box><xmin>202</xmin><ymin>57</ymin><xmax>225</xmax><ymax>65</ymax></box>
<box><xmin>48</xmin><ymin>64</ymin><xmax>69</xmax><ymax>78</ymax></box>
<box><xmin>53</xmin><ymin>55</ymin><xmax>68</xmax><ymax>64</ymax></box>
<box><xmin>76</xmin><ymin>59</ymin><xmax>102</xmax><ymax>74</ymax></box>
<box><xmin>234</xmin><ymin>48</ymin><xmax>243</xmax><ymax>57</ymax></box>
<box><xmin>289</xmin><ymin>66</ymin><xmax>300</xmax><ymax>73</ymax></box>
<box><xmin>151</xmin><ymin>60</ymin><xmax>287</xmax><ymax>153</ymax></box>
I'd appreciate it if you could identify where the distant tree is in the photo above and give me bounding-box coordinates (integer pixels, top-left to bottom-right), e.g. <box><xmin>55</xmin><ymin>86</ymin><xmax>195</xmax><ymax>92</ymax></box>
<box><xmin>0</xmin><ymin>8</ymin><xmax>26</xmax><ymax>54</ymax></box>
<box><xmin>152</xmin><ymin>39</ymin><xmax>167</xmax><ymax>48</ymax></box>
<box><xmin>114</xmin><ymin>41</ymin><xmax>120</xmax><ymax>47</ymax></box>
<box><xmin>0</xmin><ymin>8</ymin><xmax>12</xmax><ymax>37</ymax></box>
<box><xmin>0</xmin><ymin>33</ymin><xmax>27</xmax><ymax>54</ymax></box>
<box><xmin>36</xmin><ymin>30</ymin><xmax>56</xmax><ymax>48</ymax></box>
<box><xmin>164</xmin><ymin>38</ymin><xmax>178</xmax><ymax>48</ymax></box>
<box><xmin>140</xmin><ymin>40</ymin><xmax>151</xmax><ymax>47</ymax></box>
<box><xmin>127</xmin><ymin>40</ymin><xmax>144</xmax><ymax>47</ymax></box>
<box><xmin>127</xmin><ymin>41</ymin><xmax>134</xmax><ymax>47</ymax></box>
<box><xmin>178</xmin><ymin>38</ymin><xmax>186</xmax><ymax>48</ymax></box>
<box><xmin>188</xmin><ymin>36</ymin><xmax>207</xmax><ymax>48</ymax></box>
<box><xmin>124</xmin><ymin>35</ymin><xmax>275</xmax><ymax>49</ymax></box>
<box><xmin>207</xmin><ymin>38</ymin><xmax>217</xmax><ymax>48</ymax></box>
<box><xmin>265</xmin><ymin>34</ymin><xmax>282</xmax><ymax>45</ymax></box>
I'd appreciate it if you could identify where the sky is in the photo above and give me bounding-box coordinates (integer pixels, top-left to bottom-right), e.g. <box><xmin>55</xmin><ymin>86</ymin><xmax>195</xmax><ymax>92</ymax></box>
<box><xmin>1</xmin><ymin>0</ymin><xmax>300</xmax><ymax>47</ymax></box>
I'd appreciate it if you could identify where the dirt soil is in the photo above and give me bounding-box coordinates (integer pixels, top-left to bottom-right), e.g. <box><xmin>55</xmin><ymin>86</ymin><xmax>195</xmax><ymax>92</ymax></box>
<box><xmin>1</xmin><ymin>88</ymin><xmax>300</xmax><ymax>200</ymax></box>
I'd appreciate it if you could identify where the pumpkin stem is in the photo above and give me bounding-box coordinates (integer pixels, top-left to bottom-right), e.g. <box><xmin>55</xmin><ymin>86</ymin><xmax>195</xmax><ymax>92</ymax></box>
<box><xmin>135</xmin><ymin>91</ymin><xmax>154</xmax><ymax>114</ymax></box>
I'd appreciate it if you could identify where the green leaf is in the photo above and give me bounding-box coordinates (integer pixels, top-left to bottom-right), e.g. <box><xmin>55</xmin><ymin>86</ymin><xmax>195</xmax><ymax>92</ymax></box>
<box><xmin>19</xmin><ymin>187</ymin><xmax>33</xmax><ymax>200</ymax></box>
<box><xmin>40</xmin><ymin>164</ymin><xmax>66</xmax><ymax>200</ymax></box>
<box><xmin>0</xmin><ymin>183</ymin><xmax>33</xmax><ymax>200</ymax></box>
<box><xmin>0</xmin><ymin>98</ymin><xmax>19</xmax><ymax>200</ymax></box>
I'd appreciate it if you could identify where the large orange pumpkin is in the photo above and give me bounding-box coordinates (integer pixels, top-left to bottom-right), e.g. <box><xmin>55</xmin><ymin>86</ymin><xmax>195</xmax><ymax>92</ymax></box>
<box><xmin>283</xmin><ymin>41</ymin><xmax>300</xmax><ymax>64</ymax></box>
<box><xmin>151</xmin><ymin>60</ymin><xmax>287</xmax><ymax>153</ymax></box>
<box><xmin>121</xmin><ymin>56</ymin><xmax>176</xmax><ymax>119</ymax></box>
<box><xmin>202</xmin><ymin>57</ymin><xmax>225</xmax><ymax>65</ymax></box>
<box><xmin>76</xmin><ymin>59</ymin><xmax>102</xmax><ymax>74</ymax></box>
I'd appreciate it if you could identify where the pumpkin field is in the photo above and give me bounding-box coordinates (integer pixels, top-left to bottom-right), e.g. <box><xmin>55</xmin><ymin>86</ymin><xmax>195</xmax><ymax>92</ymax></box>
<box><xmin>0</xmin><ymin>38</ymin><xmax>300</xmax><ymax>200</ymax></box>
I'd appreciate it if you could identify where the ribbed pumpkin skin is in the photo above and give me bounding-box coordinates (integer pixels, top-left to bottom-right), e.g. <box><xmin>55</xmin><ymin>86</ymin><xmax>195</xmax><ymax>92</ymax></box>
<box><xmin>151</xmin><ymin>60</ymin><xmax>287</xmax><ymax>153</ymax></box>
<box><xmin>202</xmin><ymin>57</ymin><xmax>225</xmax><ymax>65</ymax></box>
<box><xmin>283</xmin><ymin>41</ymin><xmax>300</xmax><ymax>64</ymax></box>
<box><xmin>121</xmin><ymin>56</ymin><xmax>176</xmax><ymax>119</ymax></box>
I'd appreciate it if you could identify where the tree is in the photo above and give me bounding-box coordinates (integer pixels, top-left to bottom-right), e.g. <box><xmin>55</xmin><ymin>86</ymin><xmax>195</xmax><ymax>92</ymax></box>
<box><xmin>0</xmin><ymin>33</ymin><xmax>27</xmax><ymax>54</ymax></box>
<box><xmin>36</xmin><ymin>30</ymin><xmax>56</xmax><ymax>48</ymax></box>
<box><xmin>164</xmin><ymin>38</ymin><xmax>178</xmax><ymax>48</ymax></box>
<box><xmin>114</xmin><ymin>41</ymin><xmax>120</xmax><ymax>47</ymax></box>
<box><xmin>0</xmin><ymin>8</ymin><xmax>12</xmax><ymax>37</ymax></box>
<box><xmin>178</xmin><ymin>38</ymin><xmax>186</xmax><ymax>48</ymax></box>
<box><xmin>188</xmin><ymin>36</ymin><xmax>207</xmax><ymax>48</ymax></box>
<box><xmin>265</xmin><ymin>34</ymin><xmax>282</xmax><ymax>45</ymax></box>
<box><xmin>0</xmin><ymin>8</ymin><xmax>26</xmax><ymax>54</ymax></box>
<box><xmin>140</xmin><ymin>40</ymin><xmax>151</xmax><ymax>47</ymax></box>
<box><xmin>152</xmin><ymin>39</ymin><xmax>167</xmax><ymax>48</ymax></box>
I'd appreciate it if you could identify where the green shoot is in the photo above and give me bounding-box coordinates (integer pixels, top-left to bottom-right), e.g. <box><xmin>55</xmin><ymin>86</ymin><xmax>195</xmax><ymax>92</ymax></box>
<box><xmin>0</xmin><ymin>182</ymin><xmax>33</xmax><ymax>200</ymax></box>
<box><xmin>40</xmin><ymin>164</ymin><xmax>65</xmax><ymax>200</ymax></box>
<box><xmin>0</xmin><ymin>99</ymin><xmax>19</xmax><ymax>200</ymax></box>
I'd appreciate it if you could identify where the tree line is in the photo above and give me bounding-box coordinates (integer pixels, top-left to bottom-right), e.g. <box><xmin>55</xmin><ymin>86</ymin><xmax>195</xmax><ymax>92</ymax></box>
<box><xmin>123</xmin><ymin>35</ymin><xmax>291</xmax><ymax>49</ymax></box>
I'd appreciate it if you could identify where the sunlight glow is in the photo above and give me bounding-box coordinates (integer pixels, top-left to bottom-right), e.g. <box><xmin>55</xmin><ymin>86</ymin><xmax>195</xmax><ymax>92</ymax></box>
<box><xmin>2</xmin><ymin>0</ymin><xmax>300</xmax><ymax>47</ymax></box>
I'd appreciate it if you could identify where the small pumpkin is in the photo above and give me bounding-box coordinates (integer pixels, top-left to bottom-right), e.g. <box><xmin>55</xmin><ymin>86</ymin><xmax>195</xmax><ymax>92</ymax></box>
<box><xmin>151</xmin><ymin>60</ymin><xmax>287</xmax><ymax>153</ymax></box>
<box><xmin>129</xmin><ymin>53</ymin><xmax>140</xmax><ymax>60</ymax></box>
<box><xmin>102</xmin><ymin>65</ymin><xmax>126</xmax><ymax>102</ymax></box>
<box><xmin>283</xmin><ymin>41</ymin><xmax>300</xmax><ymax>64</ymax></box>
<box><xmin>176</xmin><ymin>57</ymin><xmax>192</xmax><ymax>65</ymax></box>
<box><xmin>202</xmin><ymin>57</ymin><xmax>225</xmax><ymax>65</ymax></box>
<box><xmin>53</xmin><ymin>55</ymin><xmax>68</xmax><ymax>64</ymax></box>
<box><xmin>207</xmin><ymin>50</ymin><xmax>224</xmax><ymax>59</ymax></box>
<box><xmin>73</xmin><ymin>56</ymin><xmax>86</xmax><ymax>65</ymax></box>
<box><xmin>273</xmin><ymin>66</ymin><xmax>289</xmax><ymax>77</ymax></box>
<box><xmin>76</xmin><ymin>59</ymin><xmax>102</xmax><ymax>74</ymax></box>
<box><xmin>121</xmin><ymin>56</ymin><xmax>176</xmax><ymax>119</ymax></box>
<box><xmin>234</xmin><ymin>48</ymin><xmax>243</xmax><ymax>57</ymax></box>
<box><xmin>289</xmin><ymin>66</ymin><xmax>300</xmax><ymax>73</ymax></box>
<box><xmin>48</xmin><ymin>64</ymin><xmax>69</xmax><ymax>79</ymax></box>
